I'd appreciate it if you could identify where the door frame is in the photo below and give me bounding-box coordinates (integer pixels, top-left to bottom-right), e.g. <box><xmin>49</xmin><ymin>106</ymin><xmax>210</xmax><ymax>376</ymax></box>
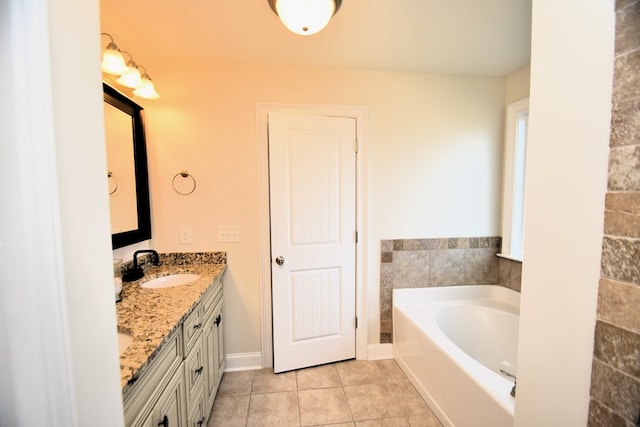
<box><xmin>256</xmin><ymin>103</ymin><xmax>369</xmax><ymax>368</ymax></box>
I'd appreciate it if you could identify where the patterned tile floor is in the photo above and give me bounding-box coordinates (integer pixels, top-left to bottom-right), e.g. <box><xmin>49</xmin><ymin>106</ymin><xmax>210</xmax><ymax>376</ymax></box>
<box><xmin>207</xmin><ymin>359</ymin><xmax>443</xmax><ymax>427</ymax></box>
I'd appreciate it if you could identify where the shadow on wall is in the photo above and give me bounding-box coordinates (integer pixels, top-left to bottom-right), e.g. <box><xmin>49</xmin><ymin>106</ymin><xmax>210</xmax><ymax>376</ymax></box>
<box><xmin>379</xmin><ymin>236</ymin><xmax>522</xmax><ymax>343</ymax></box>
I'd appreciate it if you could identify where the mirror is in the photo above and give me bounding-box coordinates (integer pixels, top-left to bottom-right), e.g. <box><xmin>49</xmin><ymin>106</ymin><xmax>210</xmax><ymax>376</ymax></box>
<box><xmin>103</xmin><ymin>83</ymin><xmax>152</xmax><ymax>249</ymax></box>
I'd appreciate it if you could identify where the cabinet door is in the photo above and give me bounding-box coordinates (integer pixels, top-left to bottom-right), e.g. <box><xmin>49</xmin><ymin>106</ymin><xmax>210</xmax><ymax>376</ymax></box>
<box><xmin>203</xmin><ymin>305</ymin><xmax>218</xmax><ymax>411</ymax></box>
<box><xmin>215</xmin><ymin>302</ymin><xmax>225</xmax><ymax>385</ymax></box>
<box><xmin>204</xmin><ymin>299</ymin><xmax>225</xmax><ymax>411</ymax></box>
<box><xmin>148</xmin><ymin>368</ymin><xmax>187</xmax><ymax>427</ymax></box>
<box><xmin>187</xmin><ymin>389</ymin><xmax>207</xmax><ymax>427</ymax></box>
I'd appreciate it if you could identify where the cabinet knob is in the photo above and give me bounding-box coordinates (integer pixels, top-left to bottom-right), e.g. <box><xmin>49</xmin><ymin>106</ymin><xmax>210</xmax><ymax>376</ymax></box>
<box><xmin>193</xmin><ymin>323</ymin><xmax>202</xmax><ymax>330</ymax></box>
<box><xmin>195</xmin><ymin>366</ymin><xmax>204</xmax><ymax>375</ymax></box>
<box><xmin>197</xmin><ymin>417</ymin><xmax>205</xmax><ymax>426</ymax></box>
<box><xmin>158</xmin><ymin>415</ymin><xmax>169</xmax><ymax>427</ymax></box>
<box><xmin>214</xmin><ymin>314</ymin><xmax>222</xmax><ymax>327</ymax></box>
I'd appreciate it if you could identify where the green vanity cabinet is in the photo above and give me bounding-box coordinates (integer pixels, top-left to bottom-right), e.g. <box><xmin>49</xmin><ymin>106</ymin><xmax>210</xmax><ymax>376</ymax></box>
<box><xmin>203</xmin><ymin>288</ymin><xmax>225</xmax><ymax>412</ymax></box>
<box><xmin>139</xmin><ymin>367</ymin><xmax>187</xmax><ymax>427</ymax></box>
<box><xmin>124</xmin><ymin>329</ymin><xmax>186</xmax><ymax>427</ymax></box>
<box><xmin>124</xmin><ymin>276</ymin><xmax>224</xmax><ymax>427</ymax></box>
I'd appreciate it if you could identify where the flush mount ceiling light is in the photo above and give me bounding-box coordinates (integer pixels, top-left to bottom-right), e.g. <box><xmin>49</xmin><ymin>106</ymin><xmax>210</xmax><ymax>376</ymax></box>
<box><xmin>268</xmin><ymin>0</ymin><xmax>342</xmax><ymax>36</ymax></box>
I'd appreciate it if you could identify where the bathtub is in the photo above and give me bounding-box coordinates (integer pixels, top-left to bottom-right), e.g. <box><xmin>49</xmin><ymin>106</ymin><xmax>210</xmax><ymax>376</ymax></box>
<box><xmin>393</xmin><ymin>285</ymin><xmax>519</xmax><ymax>427</ymax></box>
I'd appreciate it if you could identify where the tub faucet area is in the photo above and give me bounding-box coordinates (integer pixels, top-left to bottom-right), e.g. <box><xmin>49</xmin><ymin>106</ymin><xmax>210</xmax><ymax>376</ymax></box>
<box><xmin>500</xmin><ymin>369</ymin><xmax>517</xmax><ymax>397</ymax></box>
<box><xmin>123</xmin><ymin>250</ymin><xmax>159</xmax><ymax>282</ymax></box>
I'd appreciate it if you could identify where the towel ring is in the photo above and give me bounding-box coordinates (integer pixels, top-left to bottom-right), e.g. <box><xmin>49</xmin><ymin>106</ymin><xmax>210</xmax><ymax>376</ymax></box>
<box><xmin>108</xmin><ymin>171</ymin><xmax>118</xmax><ymax>195</ymax></box>
<box><xmin>172</xmin><ymin>171</ymin><xmax>196</xmax><ymax>195</ymax></box>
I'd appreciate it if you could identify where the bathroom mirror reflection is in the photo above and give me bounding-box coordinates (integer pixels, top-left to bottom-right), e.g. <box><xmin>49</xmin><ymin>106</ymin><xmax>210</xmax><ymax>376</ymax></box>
<box><xmin>103</xmin><ymin>83</ymin><xmax>152</xmax><ymax>249</ymax></box>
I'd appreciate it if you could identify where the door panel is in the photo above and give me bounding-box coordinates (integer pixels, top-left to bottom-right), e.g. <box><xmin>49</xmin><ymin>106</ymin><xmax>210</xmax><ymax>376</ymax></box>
<box><xmin>269</xmin><ymin>112</ymin><xmax>357</xmax><ymax>373</ymax></box>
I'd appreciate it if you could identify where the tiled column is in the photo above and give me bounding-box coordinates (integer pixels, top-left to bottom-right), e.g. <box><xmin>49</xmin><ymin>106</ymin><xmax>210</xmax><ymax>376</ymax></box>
<box><xmin>588</xmin><ymin>1</ymin><xmax>640</xmax><ymax>425</ymax></box>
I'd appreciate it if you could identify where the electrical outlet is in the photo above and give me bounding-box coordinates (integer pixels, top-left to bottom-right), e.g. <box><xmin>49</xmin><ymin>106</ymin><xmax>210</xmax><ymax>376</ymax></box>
<box><xmin>217</xmin><ymin>225</ymin><xmax>240</xmax><ymax>242</ymax></box>
<box><xmin>179</xmin><ymin>226</ymin><xmax>192</xmax><ymax>244</ymax></box>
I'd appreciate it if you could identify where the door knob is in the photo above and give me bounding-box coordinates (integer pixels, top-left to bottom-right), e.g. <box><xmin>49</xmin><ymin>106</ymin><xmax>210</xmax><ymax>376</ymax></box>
<box><xmin>275</xmin><ymin>256</ymin><xmax>285</xmax><ymax>266</ymax></box>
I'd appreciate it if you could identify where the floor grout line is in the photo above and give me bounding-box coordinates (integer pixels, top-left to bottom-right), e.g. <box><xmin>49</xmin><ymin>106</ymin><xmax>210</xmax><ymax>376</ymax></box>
<box><xmin>210</xmin><ymin>360</ymin><xmax>442</xmax><ymax>427</ymax></box>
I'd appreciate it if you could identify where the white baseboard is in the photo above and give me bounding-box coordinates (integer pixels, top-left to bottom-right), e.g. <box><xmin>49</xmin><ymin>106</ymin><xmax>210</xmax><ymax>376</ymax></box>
<box><xmin>224</xmin><ymin>352</ymin><xmax>263</xmax><ymax>372</ymax></box>
<box><xmin>224</xmin><ymin>345</ymin><xmax>393</xmax><ymax>372</ymax></box>
<box><xmin>367</xmin><ymin>343</ymin><xmax>394</xmax><ymax>360</ymax></box>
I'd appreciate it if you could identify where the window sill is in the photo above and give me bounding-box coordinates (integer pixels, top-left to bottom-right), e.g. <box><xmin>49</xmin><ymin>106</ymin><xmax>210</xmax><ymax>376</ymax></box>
<box><xmin>497</xmin><ymin>253</ymin><xmax>523</xmax><ymax>263</ymax></box>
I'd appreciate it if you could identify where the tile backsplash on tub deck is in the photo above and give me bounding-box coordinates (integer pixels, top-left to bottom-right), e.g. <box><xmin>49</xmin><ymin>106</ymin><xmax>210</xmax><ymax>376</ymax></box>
<box><xmin>380</xmin><ymin>236</ymin><xmax>519</xmax><ymax>343</ymax></box>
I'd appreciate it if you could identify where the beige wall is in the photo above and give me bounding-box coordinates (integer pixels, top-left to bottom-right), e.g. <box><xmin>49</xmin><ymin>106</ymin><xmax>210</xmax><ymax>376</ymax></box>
<box><xmin>505</xmin><ymin>65</ymin><xmax>531</xmax><ymax>105</ymax></box>
<box><xmin>130</xmin><ymin>60</ymin><xmax>506</xmax><ymax>354</ymax></box>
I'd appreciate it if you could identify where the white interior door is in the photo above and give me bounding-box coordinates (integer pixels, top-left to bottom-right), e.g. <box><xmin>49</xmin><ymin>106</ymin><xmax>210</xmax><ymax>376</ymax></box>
<box><xmin>269</xmin><ymin>112</ymin><xmax>357</xmax><ymax>373</ymax></box>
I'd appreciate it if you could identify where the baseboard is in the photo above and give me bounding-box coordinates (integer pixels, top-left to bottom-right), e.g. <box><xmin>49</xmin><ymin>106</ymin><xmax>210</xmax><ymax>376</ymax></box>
<box><xmin>225</xmin><ymin>345</ymin><xmax>392</xmax><ymax>371</ymax></box>
<box><xmin>224</xmin><ymin>352</ymin><xmax>263</xmax><ymax>372</ymax></box>
<box><xmin>367</xmin><ymin>343</ymin><xmax>394</xmax><ymax>360</ymax></box>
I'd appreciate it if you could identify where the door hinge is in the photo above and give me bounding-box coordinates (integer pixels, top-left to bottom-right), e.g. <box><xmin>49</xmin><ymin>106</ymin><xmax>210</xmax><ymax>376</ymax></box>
<box><xmin>354</xmin><ymin>139</ymin><xmax>359</xmax><ymax>153</ymax></box>
<box><xmin>355</xmin><ymin>231</ymin><xmax>358</xmax><ymax>243</ymax></box>
<box><xmin>355</xmin><ymin>316</ymin><xmax>358</xmax><ymax>329</ymax></box>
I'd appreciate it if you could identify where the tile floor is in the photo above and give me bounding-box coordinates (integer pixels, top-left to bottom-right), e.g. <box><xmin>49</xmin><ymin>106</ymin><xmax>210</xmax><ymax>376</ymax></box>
<box><xmin>207</xmin><ymin>359</ymin><xmax>443</xmax><ymax>427</ymax></box>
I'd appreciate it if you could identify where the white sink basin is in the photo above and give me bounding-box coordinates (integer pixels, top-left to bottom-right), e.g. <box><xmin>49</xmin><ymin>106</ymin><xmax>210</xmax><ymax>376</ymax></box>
<box><xmin>141</xmin><ymin>273</ymin><xmax>201</xmax><ymax>289</ymax></box>
<box><xmin>117</xmin><ymin>332</ymin><xmax>133</xmax><ymax>355</ymax></box>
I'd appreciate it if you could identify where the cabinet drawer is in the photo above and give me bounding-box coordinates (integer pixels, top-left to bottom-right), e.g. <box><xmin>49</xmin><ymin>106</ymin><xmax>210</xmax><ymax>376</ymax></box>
<box><xmin>124</xmin><ymin>330</ymin><xmax>183</xmax><ymax>426</ymax></box>
<box><xmin>182</xmin><ymin>305</ymin><xmax>204</xmax><ymax>355</ymax></box>
<box><xmin>184</xmin><ymin>342</ymin><xmax>205</xmax><ymax>408</ymax></box>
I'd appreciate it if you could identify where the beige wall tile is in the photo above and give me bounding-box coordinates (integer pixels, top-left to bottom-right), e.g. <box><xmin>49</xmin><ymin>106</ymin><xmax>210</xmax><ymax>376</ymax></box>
<box><xmin>597</xmin><ymin>278</ymin><xmax>640</xmax><ymax>334</ymax></box>
<box><xmin>590</xmin><ymin>360</ymin><xmax>640</xmax><ymax>422</ymax></box>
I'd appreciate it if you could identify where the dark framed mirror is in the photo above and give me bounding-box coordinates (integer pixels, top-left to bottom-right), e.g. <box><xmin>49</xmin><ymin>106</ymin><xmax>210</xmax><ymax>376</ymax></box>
<box><xmin>103</xmin><ymin>83</ymin><xmax>152</xmax><ymax>249</ymax></box>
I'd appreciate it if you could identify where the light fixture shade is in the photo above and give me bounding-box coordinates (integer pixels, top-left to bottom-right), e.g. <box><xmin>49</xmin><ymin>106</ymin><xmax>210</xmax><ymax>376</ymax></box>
<box><xmin>271</xmin><ymin>0</ymin><xmax>339</xmax><ymax>35</ymax></box>
<box><xmin>117</xmin><ymin>61</ymin><xmax>142</xmax><ymax>88</ymax></box>
<box><xmin>101</xmin><ymin>42</ymin><xmax>128</xmax><ymax>75</ymax></box>
<box><xmin>133</xmin><ymin>74</ymin><xmax>160</xmax><ymax>99</ymax></box>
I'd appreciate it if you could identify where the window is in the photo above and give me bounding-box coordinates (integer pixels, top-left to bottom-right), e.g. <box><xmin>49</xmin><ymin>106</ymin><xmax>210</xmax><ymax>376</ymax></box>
<box><xmin>500</xmin><ymin>98</ymin><xmax>529</xmax><ymax>261</ymax></box>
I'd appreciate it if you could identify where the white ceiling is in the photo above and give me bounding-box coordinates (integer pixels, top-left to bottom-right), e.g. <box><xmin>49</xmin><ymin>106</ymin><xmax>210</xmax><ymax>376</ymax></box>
<box><xmin>100</xmin><ymin>0</ymin><xmax>531</xmax><ymax>77</ymax></box>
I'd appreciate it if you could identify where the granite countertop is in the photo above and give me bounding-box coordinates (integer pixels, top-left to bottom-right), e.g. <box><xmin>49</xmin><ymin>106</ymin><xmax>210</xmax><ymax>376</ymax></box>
<box><xmin>116</xmin><ymin>253</ymin><xmax>226</xmax><ymax>394</ymax></box>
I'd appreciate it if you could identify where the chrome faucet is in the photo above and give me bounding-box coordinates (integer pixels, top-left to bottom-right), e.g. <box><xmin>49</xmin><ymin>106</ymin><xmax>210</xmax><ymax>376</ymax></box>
<box><xmin>500</xmin><ymin>369</ymin><xmax>517</xmax><ymax>398</ymax></box>
<box><xmin>123</xmin><ymin>249</ymin><xmax>160</xmax><ymax>282</ymax></box>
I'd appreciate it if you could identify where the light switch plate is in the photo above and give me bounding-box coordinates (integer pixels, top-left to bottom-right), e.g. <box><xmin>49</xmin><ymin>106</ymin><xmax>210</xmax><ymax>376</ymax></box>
<box><xmin>217</xmin><ymin>225</ymin><xmax>240</xmax><ymax>242</ymax></box>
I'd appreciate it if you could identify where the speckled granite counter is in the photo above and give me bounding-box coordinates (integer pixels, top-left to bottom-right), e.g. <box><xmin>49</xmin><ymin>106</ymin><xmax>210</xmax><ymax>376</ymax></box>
<box><xmin>116</xmin><ymin>252</ymin><xmax>226</xmax><ymax>395</ymax></box>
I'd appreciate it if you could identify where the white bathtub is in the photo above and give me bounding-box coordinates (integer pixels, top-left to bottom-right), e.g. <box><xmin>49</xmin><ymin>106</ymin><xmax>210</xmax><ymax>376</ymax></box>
<box><xmin>393</xmin><ymin>285</ymin><xmax>519</xmax><ymax>427</ymax></box>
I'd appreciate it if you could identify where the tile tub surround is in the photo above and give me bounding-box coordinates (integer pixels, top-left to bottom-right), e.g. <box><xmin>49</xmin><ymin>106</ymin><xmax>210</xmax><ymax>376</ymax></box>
<box><xmin>589</xmin><ymin>2</ymin><xmax>640</xmax><ymax>425</ymax></box>
<box><xmin>116</xmin><ymin>254</ymin><xmax>226</xmax><ymax>394</ymax></box>
<box><xmin>379</xmin><ymin>236</ymin><xmax>501</xmax><ymax>343</ymax></box>
<box><xmin>498</xmin><ymin>257</ymin><xmax>523</xmax><ymax>292</ymax></box>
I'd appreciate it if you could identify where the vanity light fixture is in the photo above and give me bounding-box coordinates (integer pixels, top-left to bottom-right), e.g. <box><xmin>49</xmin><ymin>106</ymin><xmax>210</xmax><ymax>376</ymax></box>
<box><xmin>268</xmin><ymin>0</ymin><xmax>342</xmax><ymax>36</ymax></box>
<box><xmin>100</xmin><ymin>33</ymin><xmax>128</xmax><ymax>75</ymax></box>
<box><xmin>100</xmin><ymin>33</ymin><xmax>160</xmax><ymax>99</ymax></box>
<box><xmin>133</xmin><ymin>65</ymin><xmax>160</xmax><ymax>99</ymax></box>
<box><xmin>116</xmin><ymin>51</ymin><xmax>142</xmax><ymax>89</ymax></box>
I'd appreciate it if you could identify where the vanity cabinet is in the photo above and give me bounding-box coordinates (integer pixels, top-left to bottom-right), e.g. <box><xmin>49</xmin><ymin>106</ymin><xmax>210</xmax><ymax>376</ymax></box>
<box><xmin>123</xmin><ymin>277</ymin><xmax>224</xmax><ymax>427</ymax></box>
<box><xmin>203</xmin><ymin>294</ymin><xmax>224</xmax><ymax>411</ymax></box>
<box><xmin>139</xmin><ymin>367</ymin><xmax>187</xmax><ymax>427</ymax></box>
<box><xmin>124</xmin><ymin>330</ymin><xmax>184</xmax><ymax>426</ymax></box>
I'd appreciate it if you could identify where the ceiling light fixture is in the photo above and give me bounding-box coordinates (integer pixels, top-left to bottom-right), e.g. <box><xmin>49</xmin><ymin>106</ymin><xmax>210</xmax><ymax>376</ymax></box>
<box><xmin>100</xmin><ymin>33</ymin><xmax>160</xmax><ymax>99</ymax></box>
<box><xmin>268</xmin><ymin>0</ymin><xmax>342</xmax><ymax>36</ymax></box>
